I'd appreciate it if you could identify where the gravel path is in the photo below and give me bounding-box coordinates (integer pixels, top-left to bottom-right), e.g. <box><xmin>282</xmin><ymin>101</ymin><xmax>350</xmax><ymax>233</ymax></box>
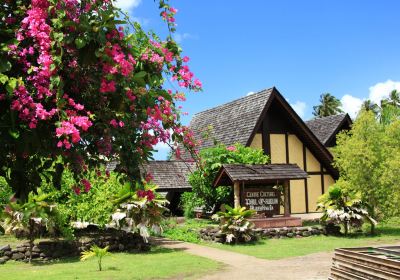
<box><xmin>152</xmin><ymin>238</ymin><xmax>333</xmax><ymax>280</ymax></box>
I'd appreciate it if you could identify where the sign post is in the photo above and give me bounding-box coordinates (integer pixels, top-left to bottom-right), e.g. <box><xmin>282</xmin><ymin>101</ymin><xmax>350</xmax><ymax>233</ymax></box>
<box><xmin>241</xmin><ymin>186</ymin><xmax>280</xmax><ymax>217</ymax></box>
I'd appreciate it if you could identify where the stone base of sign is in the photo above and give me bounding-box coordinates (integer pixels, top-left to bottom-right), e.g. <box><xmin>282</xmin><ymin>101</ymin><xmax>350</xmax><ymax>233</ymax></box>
<box><xmin>249</xmin><ymin>216</ymin><xmax>302</xmax><ymax>228</ymax></box>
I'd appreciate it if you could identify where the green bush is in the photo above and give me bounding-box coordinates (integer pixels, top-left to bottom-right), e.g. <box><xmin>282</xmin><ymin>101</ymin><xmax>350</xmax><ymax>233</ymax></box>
<box><xmin>0</xmin><ymin>177</ymin><xmax>13</xmax><ymax>207</ymax></box>
<box><xmin>162</xmin><ymin>218</ymin><xmax>216</xmax><ymax>243</ymax></box>
<box><xmin>189</xmin><ymin>143</ymin><xmax>269</xmax><ymax>211</ymax></box>
<box><xmin>42</xmin><ymin>169</ymin><xmax>123</xmax><ymax>227</ymax></box>
<box><xmin>180</xmin><ymin>192</ymin><xmax>204</xmax><ymax>218</ymax></box>
<box><xmin>212</xmin><ymin>205</ymin><xmax>256</xmax><ymax>244</ymax></box>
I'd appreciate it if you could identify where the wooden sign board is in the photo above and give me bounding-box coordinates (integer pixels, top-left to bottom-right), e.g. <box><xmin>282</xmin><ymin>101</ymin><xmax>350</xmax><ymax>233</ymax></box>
<box><xmin>242</xmin><ymin>186</ymin><xmax>280</xmax><ymax>217</ymax></box>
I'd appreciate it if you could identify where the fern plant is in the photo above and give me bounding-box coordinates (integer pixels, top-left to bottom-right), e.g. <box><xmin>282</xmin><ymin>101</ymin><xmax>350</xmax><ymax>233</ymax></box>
<box><xmin>80</xmin><ymin>245</ymin><xmax>111</xmax><ymax>271</ymax></box>
<box><xmin>212</xmin><ymin>205</ymin><xmax>256</xmax><ymax>244</ymax></box>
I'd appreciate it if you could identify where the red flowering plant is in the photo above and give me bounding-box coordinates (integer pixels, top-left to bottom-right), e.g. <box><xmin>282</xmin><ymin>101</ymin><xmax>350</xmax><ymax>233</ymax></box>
<box><xmin>110</xmin><ymin>180</ymin><xmax>168</xmax><ymax>242</ymax></box>
<box><xmin>0</xmin><ymin>0</ymin><xmax>201</xmax><ymax>200</ymax></box>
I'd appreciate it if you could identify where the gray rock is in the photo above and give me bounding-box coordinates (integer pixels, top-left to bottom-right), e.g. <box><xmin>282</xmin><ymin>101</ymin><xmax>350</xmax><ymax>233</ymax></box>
<box><xmin>118</xmin><ymin>244</ymin><xmax>124</xmax><ymax>251</ymax></box>
<box><xmin>4</xmin><ymin>251</ymin><xmax>12</xmax><ymax>257</ymax></box>
<box><xmin>32</xmin><ymin>246</ymin><xmax>41</xmax><ymax>253</ymax></box>
<box><xmin>0</xmin><ymin>245</ymin><xmax>11</xmax><ymax>252</ymax></box>
<box><xmin>0</xmin><ymin>257</ymin><xmax>6</xmax><ymax>265</ymax></box>
<box><xmin>302</xmin><ymin>231</ymin><xmax>311</xmax><ymax>237</ymax></box>
<box><xmin>286</xmin><ymin>232</ymin><xmax>294</xmax><ymax>238</ymax></box>
<box><xmin>2</xmin><ymin>256</ymin><xmax>10</xmax><ymax>261</ymax></box>
<box><xmin>11</xmin><ymin>253</ymin><xmax>25</xmax><ymax>260</ymax></box>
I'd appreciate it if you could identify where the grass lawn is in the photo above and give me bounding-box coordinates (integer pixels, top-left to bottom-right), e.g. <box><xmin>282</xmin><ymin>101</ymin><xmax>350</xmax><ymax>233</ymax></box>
<box><xmin>206</xmin><ymin>219</ymin><xmax>400</xmax><ymax>260</ymax></box>
<box><xmin>0</xmin><ymin>246</ymin><xmax>222</xmax><ymax>280</ymax></box>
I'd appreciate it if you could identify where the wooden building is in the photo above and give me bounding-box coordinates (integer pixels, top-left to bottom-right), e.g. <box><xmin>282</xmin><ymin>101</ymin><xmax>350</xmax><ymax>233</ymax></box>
<box><xmin>143</xmin><ymin>87</ymin><xmax>352</xmax><ymax>214</ymax></box>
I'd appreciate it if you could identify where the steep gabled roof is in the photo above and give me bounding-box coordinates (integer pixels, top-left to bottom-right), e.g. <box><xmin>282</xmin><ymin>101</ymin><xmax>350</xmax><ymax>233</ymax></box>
<box><xmin>141</xmin><ymin>161</ymin><xmax>195</xmax><ymax>190</ymax></box>
<box><xmin>189</xmin><ymin>88</ymin><xmax>273</xmax><ymax>150</ymax></box>
<box><xmin>175</xmin><ymin>87</ymin><xmax>339</xmax><ymax>179</ymax></box>
<box><xmin>305</xmin><ymin>114</ymin><xmax>352</xmax><ymax>146</ymax></box>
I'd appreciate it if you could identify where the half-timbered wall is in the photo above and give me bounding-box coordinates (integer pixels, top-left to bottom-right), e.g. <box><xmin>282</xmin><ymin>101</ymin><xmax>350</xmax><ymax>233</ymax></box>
<box><xmin>265</xmin><ymin>132</ymin><xmax>335</xmax><ymax>213</ymax></box>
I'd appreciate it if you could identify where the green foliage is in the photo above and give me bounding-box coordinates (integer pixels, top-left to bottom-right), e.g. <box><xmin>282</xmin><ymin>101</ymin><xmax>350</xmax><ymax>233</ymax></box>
<box><xmin>0</xmin><ymin>188</ymin><xmax>71</xmax><ymax>262</ymax></box>
<box><xmin>333</xmin><ymin>110</ymin><xmax>400</xmax><ymax>233</ymax></box>
<box><xmin>109</xmin><ymin>182</ymin><xmax>168</xmax><ymax>241</ymax></box>
<box><xmin>312</xmin><ymin>93</ymin><xmax>343</xmax><ymax>117</ymax></box>
<box><xmin>189</xmin><ymin>143</ymin><xmax>269</xmax><ymax>212</ymax></box>
<box><xmin>317</xmin><ymin>183</ymin><xmax>376</xmax><ymax>235</ymax></box>
<box><xmin>162</xmin><ymin>218</ymin><xmax>215</xmax><ymax>243</ymax></box>
<box><xmin>80</xmin><ymin>245</ymin><xmax>111</xmax><ymax>271</ymax></box>
<box><xmin>0</xmin><ymin>177</ymin><xmax>13</xmax><ymax>207</ymax></box>
<box><xmin>44</xmin><ymin>169</ymin><xmax>121</xmax><ymax>227</ymax></box>
<box><xmin>212</xmin><ymin>205</ymin><xmax>256</xmax><ymax>244</ymax></box>
<box><xmin>179</xmin><ymin>192</ymin><xmax>204</xmax><ymax>218</ymax></box>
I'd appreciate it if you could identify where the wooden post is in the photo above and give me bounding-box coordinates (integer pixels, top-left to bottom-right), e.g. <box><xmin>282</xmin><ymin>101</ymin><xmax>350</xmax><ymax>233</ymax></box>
<box><xmin>283</xmin><ymin>180</ymin><xmax>290</xmax><ymax>217</ymax></box>
<box><xmin>234</xmin><ymin>181</ymin><xmax>241</xmax><ymax>208</ymax></box>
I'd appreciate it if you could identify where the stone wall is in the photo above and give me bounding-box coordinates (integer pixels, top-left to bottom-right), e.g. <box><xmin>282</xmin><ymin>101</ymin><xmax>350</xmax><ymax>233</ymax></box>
<box><xmin>0</xmin><ymin>228</ymin><xmax>149</xmax><ymax>265</ymax></box>
<box><xmin>199</xmin><ymin>225</ymin><xmax>325</xmax><ymax>243</ymax></box>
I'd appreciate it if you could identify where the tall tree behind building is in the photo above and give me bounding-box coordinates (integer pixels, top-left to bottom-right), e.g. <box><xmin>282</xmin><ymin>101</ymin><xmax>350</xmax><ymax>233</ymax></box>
<box><xmin>313</xmin><ymin>93</ymin><xmax>344</xmax><ymax>117</ymax></box>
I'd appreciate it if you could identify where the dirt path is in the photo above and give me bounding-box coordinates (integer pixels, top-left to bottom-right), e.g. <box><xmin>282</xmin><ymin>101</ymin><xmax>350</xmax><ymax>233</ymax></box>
<box><xmin>152</xmin><ymin>238</ymin><xmax>333</xmax><ymax>280</ymax></box>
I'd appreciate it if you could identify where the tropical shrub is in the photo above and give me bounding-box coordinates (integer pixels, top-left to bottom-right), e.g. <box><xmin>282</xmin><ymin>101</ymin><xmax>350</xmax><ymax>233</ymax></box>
<box><xmin>189</xmin><ymin>143</ymin><xmax>269</xmax><ymax>212</ymax></box>
<box><xmin>212</xmin><ymin>205</ymin><xmax>256</xmax><ymax>244</ymax></box>
<box><xmin>317</xmin><ymin>183</ymin><xmax>376</xmax><ymax>235</ymax></box>
<box><xmin>0</xmin><ymin>177</ymin><xmax>13</xmax><ymax>207</ymax></box>
<box><xmin>80</xmin><ymin>245</ymin><xmax>111</xmax><ymax>271</ymax></box>
<box><xmin>0</xmin><ymin>0</ymin><xmax>201</xmax><ymax>201</ymax></box>
<box><xmin>0</xmin><ymin>188</ymin><xmax>71</xmax><ymax>262</ymax></box>
<box><xmin>179</xmin><ymin>192</ymin><xmax>204</xmax><ymax>218</ymax></box>
<box><xmin>42</xmin><ymin>169</ymin><xmax>122</xmax><ymax>227</ymax></box>
<box><xmin>110</xmin><ymin>182</ymin><xmax>168</xmax><ymax>242</ymax></box>
<box><xmin>333</xmin><ymin>110</ymin><xmax>400</xmax><ymax>233</ymax></box>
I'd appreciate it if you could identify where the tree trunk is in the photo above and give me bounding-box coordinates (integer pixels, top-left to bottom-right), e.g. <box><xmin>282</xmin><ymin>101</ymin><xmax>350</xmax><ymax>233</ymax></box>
<box><xmin>98</xmin><ymin>257</ymin><xmax>102</xmax><ymax>271</ymax></box>
<box><xmin>369</xmin><ymin>206</ymin><xmax>376</xmax><ymax>235</ymax></box>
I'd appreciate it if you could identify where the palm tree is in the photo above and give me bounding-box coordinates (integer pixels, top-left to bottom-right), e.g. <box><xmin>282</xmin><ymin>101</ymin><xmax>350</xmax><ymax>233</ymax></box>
<box><xmin>360</xmin><ymin>99</ymin><xmax>379</xmax><ymax>115</ymax></box>
<box><xmin>312</xmin><ymin>93</ymin><xmax>343</xmax><ymax>117</ymax></box>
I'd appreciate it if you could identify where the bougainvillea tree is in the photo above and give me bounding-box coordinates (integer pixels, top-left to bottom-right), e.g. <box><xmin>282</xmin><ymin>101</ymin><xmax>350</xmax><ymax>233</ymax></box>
<box><xmin>0</xmin><ymin>0</ymin><xmax>201</xmax><ymax>200</ymax></box>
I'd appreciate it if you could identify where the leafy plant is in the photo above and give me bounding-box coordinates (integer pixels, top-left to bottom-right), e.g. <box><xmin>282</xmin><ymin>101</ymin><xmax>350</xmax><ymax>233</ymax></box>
<box><xmin>333</xmin><ymin>110</ymin><xmax>400</xmax><ymax>234</ymax></box>
<box><xmin>0</xmin><ymin>188</ymin><xmax>70</xmax><ymax>262</ymax></box>
<box><xmin>110</xmin><ymin>182</ymin><xmax>168</xmax><ymax>242</ymax></box>
<box><xmin>317</xmin><ymin>183</ymin><xmax>377</xmax><ymax>235</ymax></box>
<box><xmin>189</xmin><ymin>143</ymin><xmax>269</xmax><ymax>212</ymax></box>
<box><xmin>212</xmin><ymin>205</ymin><xmax>256</xmax><ymax>244</ymax></box>
<box><xmin>80</xmin><ymin>245</ymin><xmax>111</xmax><ymax>271</ymax></box>
<box><xmin>179</xmin><ymin>192</ymin><xmax>204</xmax><ymax>218</ymax></box>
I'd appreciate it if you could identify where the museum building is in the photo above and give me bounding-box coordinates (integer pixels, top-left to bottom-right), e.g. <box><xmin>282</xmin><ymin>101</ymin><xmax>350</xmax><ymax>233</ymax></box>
<box><xmin>143</xmin><ymin>87</ymin><xmax>352</xmax><ymax>215</ymax></box>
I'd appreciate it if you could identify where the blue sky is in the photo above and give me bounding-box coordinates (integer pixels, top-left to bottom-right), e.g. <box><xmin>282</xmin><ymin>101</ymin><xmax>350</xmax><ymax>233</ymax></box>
<box><xmin>115</xmin><ymin>0</ymin><xmax>400</xmax><ymax>159</ymax></box>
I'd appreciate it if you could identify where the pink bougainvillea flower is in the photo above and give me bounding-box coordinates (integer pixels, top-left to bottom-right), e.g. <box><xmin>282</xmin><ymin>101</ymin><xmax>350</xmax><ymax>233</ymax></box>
<box><xmin>226</xmin><ymin>146</ymin><xmax>236</xmax><ymax>152</ymax></box>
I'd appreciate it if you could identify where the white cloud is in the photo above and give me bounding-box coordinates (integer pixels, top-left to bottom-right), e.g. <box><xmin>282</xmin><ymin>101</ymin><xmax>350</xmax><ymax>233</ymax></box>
<box><xmin>173</xmin><ymin>32</ymin><xmax>198</xmax><ymax>43</ymax></box>
<box><xmin>114</xmin><ymin>0</ymin><xmax>141</xmax><ymax>11</ymax></box>
<box><xmin>340</xmin><ymin>80</ymin><xmax>400</xmax><ymax>119</ymax></box>
<box><xmin>368</xmin><ymin>80</ymin><xmax>400</xmax><ymax>105</ymax></box>
<box><xmin>340</xmin><ymin>95</ymin><xmax>363</xmax><ymax>119</ymax></box>
<box><xmin>246</xmin><ymin>91</ymin><xmax>255</xmax><ymax>96</ymax></box>
<box><xmin>290</xmin><ymin>101</ymin><xmax>307</xmax><ymax>119</ymax></box>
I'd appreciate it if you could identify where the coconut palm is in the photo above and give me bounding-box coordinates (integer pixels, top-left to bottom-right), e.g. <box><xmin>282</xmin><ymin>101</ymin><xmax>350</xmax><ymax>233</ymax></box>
<box><xmin>360</xmin><ymin>99</ymin><xmax>379</xmax><ymax>115</ymax></box>
<box><xmin>312</xmin><ymin>93</ymin><xmax>343</xmax><ymax>117</ymax></box>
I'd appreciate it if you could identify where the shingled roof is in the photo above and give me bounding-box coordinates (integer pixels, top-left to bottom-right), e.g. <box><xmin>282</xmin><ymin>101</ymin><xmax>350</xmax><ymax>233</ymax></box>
<box><xmin>305</xmin><ymin>114</ymin><xmax>352</xmax><ymax>146</ymax></box>
<box><xmin>214</xmin><ymin>164</ymin><xmax>308</xmax><ymax>187</ymax></box>
<box><xmin>141</xmin><ymin>161</ymin><xmax>195</xmax><ymax>190</ymax></box>
<box><xmin>189</xmin><ymin>88</ymin><xmax>273</xmax><ymax>150</ymax></box>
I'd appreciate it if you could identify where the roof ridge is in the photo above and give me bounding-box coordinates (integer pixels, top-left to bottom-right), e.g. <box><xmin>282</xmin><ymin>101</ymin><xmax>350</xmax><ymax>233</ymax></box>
<box><xmin>306</xmin><ymin>113</ymin><xmax>347</xmax><ymax>123</ymax></box>
<box><xmin>191</xmin><ymin>87</ymin><xmax>273</xmax><ymax>118</ymax></box>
